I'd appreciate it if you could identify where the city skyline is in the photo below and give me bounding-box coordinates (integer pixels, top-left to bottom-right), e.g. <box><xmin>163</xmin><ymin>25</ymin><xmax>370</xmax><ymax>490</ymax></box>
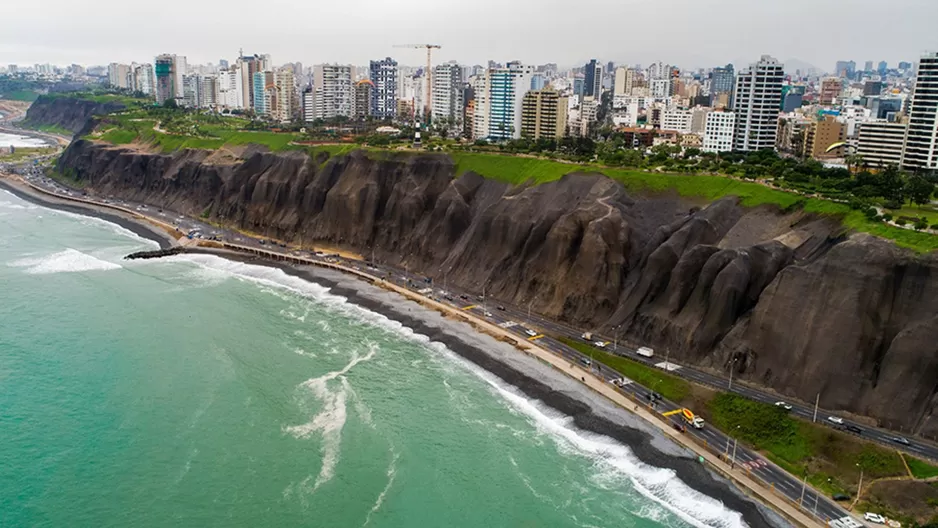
<box><xmin>4</xmin><ymin>0</ymin><xmax>936</xmax><ymax>70</ymax></box>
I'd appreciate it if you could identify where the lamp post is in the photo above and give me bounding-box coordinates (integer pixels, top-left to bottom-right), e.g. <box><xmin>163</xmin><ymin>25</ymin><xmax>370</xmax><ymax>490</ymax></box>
<box><xmin>730</xmin><ymin>425</ymin><xmax>740</xmax><ymax>468</ymax></box>
<box><xmin>856</xmin><ymin>463</ymin><xmax>864</xmax><ymax>503</ymax></box>
<box><xmin>728</xmin><ymin>356</ymin><xmax>738</xmax><ymax>390</ymax></box>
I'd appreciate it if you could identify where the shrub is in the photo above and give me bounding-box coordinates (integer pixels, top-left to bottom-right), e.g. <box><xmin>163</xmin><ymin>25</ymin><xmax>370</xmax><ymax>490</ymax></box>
<box><xmin>915</xmin><ymin>220</ymin><xmax>929</xmax><ymax>231</ymax></box>
<box><xmin>883</xmin><ymin>213</ymin><xmax>893</xmax><ymax>221</ymax></box>
<box><xmin>896</xmin><ymin>219</ymin><xmax>908</xmax><ymax>226</ymax></box>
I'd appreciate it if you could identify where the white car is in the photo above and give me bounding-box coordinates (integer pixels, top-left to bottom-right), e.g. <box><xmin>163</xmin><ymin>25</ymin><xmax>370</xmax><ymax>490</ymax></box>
<box><xmin>864</xmin><ymin>512</ymin><xmax>886</xmax><ymax>524</ymax></box>
<box><xmin>593</xmin><ymin>341</ymin><xmax>607</xmax><ymax>348</ymax></box>
<box><xmin>827</xmin><ymin>416</ymin><xmax>844</xmax><ymax>425</ymax></box>
<box><xmin>525</xmin><ymin>329</ymin><xmax>537</xmax><ymax>337</ymax></box>
<box><xmin>483</xmin><ymin>311</ymin><xmax>493</xmax><ymax>317</ymax></box>
<box><xmin>775</xmin><ymin>401</ymin><xmax>793</xmax><ymax>411</ymax></box>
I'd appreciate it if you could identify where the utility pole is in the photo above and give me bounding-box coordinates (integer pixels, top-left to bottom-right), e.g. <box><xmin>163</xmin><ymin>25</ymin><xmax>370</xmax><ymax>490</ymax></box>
<box><xmin>813</xmin><ymin>393</ymin><xmax>820</xmax><ymax>423</ymax></box>
<box><xmin>856</xmin><ymin>463</ymin><xmax>864</xmax><ymax>503</ymax></box>
<box><xmin>728</xmin><ymin>357</ymin><xmax>737</xmax><ymax>390</ymax></box>
<box><xmin>799</xmin><ymin>473</ymin><xmax>808</xmax><ymax>507</ymax></box>
<box><xmin>731</xmin><ymin>437</ymin><xmax>738</xmax><ymax>468</ymax></box>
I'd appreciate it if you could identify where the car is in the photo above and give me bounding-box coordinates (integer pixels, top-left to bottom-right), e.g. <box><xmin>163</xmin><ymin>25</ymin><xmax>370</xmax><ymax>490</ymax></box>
<box><xmin>525</xmin><ymin>329</ymin><xmax>537</xmax><ymax>337</ymax></box>
<box><xmin>846</xmin><ymin>424</ymin><xmax>863</xmax><ymax>435</ymax></box>
<box><xmin>579</xmin><ymin>357</ymin><xmax>592</xmax><ymax>367</ymax></box>
<box><xmin>827</xmin><ymin>416</ymin><xmax>844</xmax><ymax>425</ymax></box>
<box><xmin>496</xmin><ymin>305</ymin><xmax>506</xmax><ymax>311</ymax></box>
<box><xmin>891</xmin><ymin>436</ymin><xmax>911</xmax><ymax>446</ymax></box>
<box><xmin>459</xmin><ymin>294</ymin><xmax>469</xmax><ymax>300</ymax></box>
<box><xmin>483</xmin><ymin>311</ymin><xmax>493</xmax><ymax>317</ymax></box>
<box><xmin>593</xmin><ymin>341</ymin><xmax>607</xmax><ymax>348</ymax></box>
<box><xmin>864</xmin><ymin>512</ymin><xmax>886</xmax><ymax>524</ymax></box>
<box><xmin>832</xmin><ymin>493</ymin><xmax>851</xmax><ymax>501</ymax></box>
<box><xmin>775</xmin><ymin>401</ymin><xmax>793</xmax><ymax>411</ymax></box>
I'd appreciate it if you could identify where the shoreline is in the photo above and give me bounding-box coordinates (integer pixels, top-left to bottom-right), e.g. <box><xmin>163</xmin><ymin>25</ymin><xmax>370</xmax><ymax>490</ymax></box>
<box><xmin>181</xmin><ymin>246</ymin><xmax>786</xmax><ymax>528</ymax></box>
<box><xmin>0</xmin><ymin>174</ymin><xmax>177</xmax><ymax>250</ymax></box>
<box><xmin>2</xmin><ymin>179</ymin><xmax>795</xmax><ymax>527</ymax></box>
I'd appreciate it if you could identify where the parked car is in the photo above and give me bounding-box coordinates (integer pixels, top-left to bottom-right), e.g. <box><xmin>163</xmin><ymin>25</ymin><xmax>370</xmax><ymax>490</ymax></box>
<box><xmin>775</xmin><ymin>401</ymin><xmax>793</xmax><ymax>411</ymax></box>
<box><xmin>827</xmin><ymin>416</ymin><xmax>844</xmax><ymax>425</ymax></box>
<box><xmin>864</xmin><ymin>512</ymin><xmax>886</xmax><ymax>524</ymax></box>
<box><xmin>891</xmin><ymin>436</ymin><xmax>911</xmax><ymax>446</ymax></box>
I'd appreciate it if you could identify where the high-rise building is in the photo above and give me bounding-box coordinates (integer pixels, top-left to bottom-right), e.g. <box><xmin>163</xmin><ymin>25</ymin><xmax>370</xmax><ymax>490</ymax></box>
<box><xmin>646</xmin><ymin>61</ymin><xmax>670</xmax><ymax>80</ymax></box>
<box><xmin>154</xmin><ymin>54</ymin><xmax>176</xmax><ymax>104</ymax></box>
<box><xmin>199</xmin><ymin>75</ymin><xmax>217</xmax><ymax>108</ymax></box>
<box><xmin>107</xmin><ymin>63</ymin><xmax>132</xmax><ymax>89</ymax></box>
<box><xmin>899</xmin><ymin>61</ymin><xmax>913</xmax><ymax>71</ymax></box>
<box><xmin>471</xmin><ymin>73</ymin><xmax>490</xmax><ymax>140</ymax></box>
<box><xmin>238</xmin><ymin>54</ymin><xmax>264</xmax><ymax>109</ymax></box>
<box><xmin>578</xmin><ymin>96</ymin><xmax>600</xmax><ymax>137</ymax></box>
<box><xmin>583</xmin><ymin>59</ymin><xmax>601</xmax><ymax>98</ymax></box>
<box><xmin>217</xmin><ymin>68</ymin><xmax>243</xmax><ymax>109</ymax></box>
<box><xmin>661</xmin><ymin>109</ymin><xmax>694</xmax><ymax>133</ymax></box>
<box><xmin>733</xmin><ymin>55</ymin><xmax>784</xmax><ymax>152</ymax></box>
<box><xmin>650</xmin><ymin>79</ymin><xmax>670</xmax><ymax>99</ymax></box>
<box><xmin>253</xmin><ymin>71</ymin><xmax>274</xmax><ymax>116</ymax></box>
<box><xmin>369</xmin><ymin>57</ymin><xmax>398</xmax><ymax>120</ymax></box>
<box><xmin>302</xmin><ymin>87</ymin><xmax>317</xmax><ymax>122</ymax></box>
<box><xmin>834</xmin><ymin>60</ymin><xmax>856</xmax><ymax>78</ymax></box>
<box><xmin>520</xmin><ymin>88</ymin><xmax>568</xmax><ymax>140</ymax></box>
<box><xmin>614</xmin><ymin>67</ymin><xmax>634</xmax><ymax>97</ymax></box>
<box><xmin>182</xmin><ymin>74</ymin><xmax>200</xmax><ymax>108</ymax></box>
<box><xmin>352</xmin><ymin>80</ymin><xmax>374</xmax><ymax>120</ymax></box>
<box><xmin>313</xmin><ymin>64</ymin><xmax>353</xmax><ymax>119</ymax></box>
<box><xmin>432</xmin><ymin>62</ymin><xmax>464</xmax><ymax>126</ymax></box>
<box><xmin>818</xmin><ymin>78</ymin><xmax>843</xmax><ymax>105</ymax></box>
<box><xmin>132</xmin><ymin>63</ymin><xmax>154</xmax><ymax>96</ymax></box>
<box><xmin>710</xmin><ymin>64</ymin><xmax>735</xmax><ymax>107</ymax></box>
<box><xmin>805</xmin><ymin>116</ymin><xmax>846</xmax><ymax>159</ymax></box>
<box><xmin>703</xmin><ymin>111</ymin><xmax>736</xmax><ymax>152</ymax></box>
<box><xmin>900</xmin><ymin>53</ymin><xmax>938</xmax><ymax>171</ymax></box>
<box><xmin>858</xmin><ymin>121</ymin><xmax>907</xmax><ymax>167</ymax></box>
<box><xmin>864</xmin><ymin>61</ymin><xmax>874</xmax><ymax>73</ymax></box>
<box><xmin>274</xmin><ymin>68</ymin><xmax>295</xmax><ymax>122</ymax></box>
<box><xmin>863</xmin><ymin>80</ymin><xmax>884</xmax><ymax>97</ymax></box>
<box><xmin>480</xmin><ymin>62</ymin><xmax>534</xmax><ymax>140</ymax></box>
<box><xmin>173</xmin><ymin>56</ymin><xmax>187</xmax><ymax>103</ymax></box>
<box><xmin>878</xmin><ymin>61</ymin><xmax>888</xmax><ymax>75</ymax></box>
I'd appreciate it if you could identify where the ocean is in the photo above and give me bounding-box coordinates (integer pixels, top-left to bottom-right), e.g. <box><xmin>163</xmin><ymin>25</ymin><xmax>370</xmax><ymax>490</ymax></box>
<box><xmin>0</xmin><ymin>188</ymin><xmax>748</xmax><ymax>528</ymax></box>
<box><xmin>0</xmin><ymin>131</ymin><xmax>51</xmax><ymax>148</ymax></box>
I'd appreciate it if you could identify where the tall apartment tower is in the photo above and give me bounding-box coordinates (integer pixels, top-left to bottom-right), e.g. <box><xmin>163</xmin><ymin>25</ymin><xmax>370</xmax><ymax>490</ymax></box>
<box><xmin>733</xmin><ymin>55</ymin><xmax>784</xmax><ymax>152</ymax></box>
<box><xmin>710</xmin><ymin>64</ymin><xmax>735</xmax><ymax>108</ymax></box>
<box><xmin>521</xmin><ymin>88</ymin><xmax>568</xmax><ymax>140</ymax></box>
<box><xmin>369</xmin><ymin>57</ymin><xmax>398</xmax><ymax>120</ymax></box>
<box><xmin>154</xmin><ymin>54</ymin><xmax>176</xmax><ymax>104</ymax></box>
<box><xmin>900</xmin><ymin>53</ymin><xmax>938</xmax><ymax>171</ymax></box>
<box><xmin>313</xmin><ymin>64</ymin><xmax>353</xmax><ymax>119</ymax></box>
<box><xmin>613</xmin><ymin>67</ymin><xmax>634</xmax><ymax>96</ymax></box>
<box><xmin>485</xmin><ymin>61</ymin><xmax>535</xmax><ymax>140</ymax></box>
<box><xmin>431</xmin><ymin>62</ymin><xmax>464</xmax><ymax>126</ymax></box>
<box><xmin>583</xmin><ymin>59</ymin><xmax>602</xmax><ymax>98</ymax></box>
<box><xmin>274</xmin><ymin>68</ymin><xmax>296</xmax><ymax>122</ymax></box>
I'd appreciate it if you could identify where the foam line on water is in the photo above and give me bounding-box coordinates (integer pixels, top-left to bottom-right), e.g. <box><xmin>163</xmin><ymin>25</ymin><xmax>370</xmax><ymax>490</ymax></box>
<box><xmin>8</xmin><ymin>248</ymin><xmax>122</xmax><ymax>275</ymax></box>
<box><xmin>450</xmin><ymin>352</ymin><xmax>748</xmax><ymax>528</ymax></box>
<box><xmin>169</xmin><ymin>252</ymin><xmax>747</xmax><ymax>525</ymax></box>
<box><xmin>362</xmin><ymin>448</ymin><xmax>399</xmax><ymax>527</ymax></box>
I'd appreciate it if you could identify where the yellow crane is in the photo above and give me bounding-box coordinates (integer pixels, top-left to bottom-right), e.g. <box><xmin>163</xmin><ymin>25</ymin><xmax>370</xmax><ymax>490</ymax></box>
<box><xmin>393</xmin><ymin>44</ymin><xmax>441</xmax><ymax>123</ymax></box>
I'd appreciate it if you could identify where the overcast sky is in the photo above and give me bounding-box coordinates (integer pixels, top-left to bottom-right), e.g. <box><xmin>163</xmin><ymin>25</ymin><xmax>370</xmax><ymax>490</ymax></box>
<box><xmin>3</xmin><ymin>0</ymin><xmax>936</xmax><ymax>71</ymax></box>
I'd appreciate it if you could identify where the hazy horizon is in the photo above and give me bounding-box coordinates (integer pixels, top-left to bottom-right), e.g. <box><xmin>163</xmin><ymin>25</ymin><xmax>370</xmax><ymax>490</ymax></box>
<box><xmin>3</xmin><ymin>0</ymin><xmax>936</xmax><ymax>71</ymax></box>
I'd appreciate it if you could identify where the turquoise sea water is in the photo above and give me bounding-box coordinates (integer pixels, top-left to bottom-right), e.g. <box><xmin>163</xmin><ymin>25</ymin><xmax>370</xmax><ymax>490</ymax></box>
<box><xmin>0</xmin><ymin>189</ymin><xmax>747</xmax><ymax>528</ymax></box>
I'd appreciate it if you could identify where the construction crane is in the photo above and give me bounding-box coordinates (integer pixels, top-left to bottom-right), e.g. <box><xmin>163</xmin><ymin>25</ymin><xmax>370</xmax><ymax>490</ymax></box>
<box><xmin>393</xmin><ymin>44</ymin><xmax>441</xmax><ymax>123</ymax></box>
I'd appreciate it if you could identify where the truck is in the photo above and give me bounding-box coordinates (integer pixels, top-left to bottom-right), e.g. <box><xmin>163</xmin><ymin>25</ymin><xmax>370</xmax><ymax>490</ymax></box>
<box><xmin>637</xmin><ymin>346</ymin><xmax>654</xmax><ymax>358</ymax></box>
<box><xmin>681</xmin><ymin>408</ymin><xmax>705</xmax><ymax>430</ymax></box>
<box><xmin>581</xmin><ymin>332</ymin><xmax>593</xmax><ymax>341</ymax></box>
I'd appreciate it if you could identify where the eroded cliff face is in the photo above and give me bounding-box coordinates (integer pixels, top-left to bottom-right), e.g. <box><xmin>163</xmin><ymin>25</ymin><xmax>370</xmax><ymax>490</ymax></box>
<box><xmin>23</xmin><ymin>96</ymin><xmax>125</xmax><ymax>134</ymax></box>
<box><xmin>58</xmin><ymin>140</ymin><xmax>938</xmax><ymax>434</ymax></box>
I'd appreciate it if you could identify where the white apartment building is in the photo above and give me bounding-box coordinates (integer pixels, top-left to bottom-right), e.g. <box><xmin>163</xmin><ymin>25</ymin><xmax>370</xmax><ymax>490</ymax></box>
<box><xmin>216</xmin><ymin>68</ymin><xmax>243</xmax><ymax>110</ymax></box>
<box><xmin>859</xmin><ymin>121</ymin><xmax>908</xmax><ymax>168</ymax></box>
<box><xmin>733</xmin><ymin>55</ymin><xmax>784</xmax><ymax>151</ymax></box>
<box><xmin>579</xmin><ymin>96</ymin><xmax>599</xmax><ymax>137</ymax></box>
<box><xmin>182</xmin><ymin>74</ymin><xmax>200</xmax><ymax>108</ymax></box>
<box><xmin>703</xmin><ymin>111</ymin><xmax>736</xmax><ymax>153</ymax></box>
<box><xmin>661</xmin><ymin>109</ymin><xmax>693</xmax><ymax>133</ymax></box>
<box><xmin>302</xmin><ymin>88</ymin><xmax>316</xmax><ymax>122</ymax></box>
<box><xmin>132</xmin><ymin>63</ymin><xmax>154</xmax><ymax>96</ymax></box>
<box><xmin>474</xmin><ymin>62</ymin><xmax>534</xmax><ymax>140</ymax></box>
<box><xmin>901</xmin><ymin>52</ymin><xmax>938</xmax><ymax>171</ymax></box>
<box><xmin>432</xmin><ymin>62</ymin><xmax>464</xmax><ymax>127</ymax></box>
<box><xmin>471</xmin><ymin>73</ymin><xmax>490</xmax><ymax>139</ymax></box>
<box><xmin>107</xmin><ymin>63</ymin><xmax>132</xmax><ymax>89</ymax></box>
<box><xmin>313</xmin><ymin>64</ymin><xmax>353</xmax><ymax>119</ymax></box>
<box><xmin>198</xmin><ymin>75</ymin><xmax>217</xmax><ymax>108</ymax></box>
<box><xmin>173</xmin><ymin>56</ymin><xmax>188</xmax><ymax>104</ymax></box>
<box><xmin>651</xmin><ymin>79</ymin><xmax>671</xmax><ymax>99</ymax></box>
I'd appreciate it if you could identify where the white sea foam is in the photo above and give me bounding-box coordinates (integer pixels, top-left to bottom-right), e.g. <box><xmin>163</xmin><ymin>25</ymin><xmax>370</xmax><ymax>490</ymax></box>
<box><xmin>44</xmin><ymin>207</ymin><xmax>159</xmax><ymax>248</ymax></box>
<box><xmin>462</xmin><ymin>362</ymin><xmax>747</xmax><ymax>528</ymax></box>
<box><xmin>363</xmin><ymin>448</ymin><xmax>399</xmax><ymax>527</ymax></box>
<box><xmin>8</xmin><ymin>248</ymin><xmax>122</xmax><ymax>275</ymax></box>
<box><xmin>168</xmin><ymin>252</ymin><xmax>747</xmax><ymax>526</ymax></box>
<box><xmin>284</xmin><ymin>343</ymin><xmax>379</xmax><ymax>494</ymax></box>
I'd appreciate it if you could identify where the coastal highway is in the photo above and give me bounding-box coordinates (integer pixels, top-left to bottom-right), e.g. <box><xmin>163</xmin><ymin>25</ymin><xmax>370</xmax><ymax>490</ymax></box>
<box><xmin>0</xmin><ymin>162</ymin><xmax>912</xmax><ymax>525</ymax></box>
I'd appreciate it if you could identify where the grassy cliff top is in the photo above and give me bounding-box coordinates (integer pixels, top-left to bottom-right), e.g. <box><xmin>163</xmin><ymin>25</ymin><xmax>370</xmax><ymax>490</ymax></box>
<box><xmin>72</xmin><ymin>105</ymin><xmax>938</xmax><ymax>253</ymax></box>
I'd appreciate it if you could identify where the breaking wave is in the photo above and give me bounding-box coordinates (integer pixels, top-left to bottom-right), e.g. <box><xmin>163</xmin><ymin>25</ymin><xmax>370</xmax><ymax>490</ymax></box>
<box><xmin>8</xmin><ymin>248</ymin><xmax>122</xmax><ymax>275</ymax></box>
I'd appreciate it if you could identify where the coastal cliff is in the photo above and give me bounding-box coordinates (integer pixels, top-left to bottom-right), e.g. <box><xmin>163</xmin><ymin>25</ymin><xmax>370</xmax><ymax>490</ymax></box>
<box><xmin>57</xmin><ymin>139</ymin><xmax>938</xmax><ymax>434</ymax></box>
<box><xmin>23</xmin><ymin>95</ymin><xmax>125</xmax><ymax>134</ymax></box>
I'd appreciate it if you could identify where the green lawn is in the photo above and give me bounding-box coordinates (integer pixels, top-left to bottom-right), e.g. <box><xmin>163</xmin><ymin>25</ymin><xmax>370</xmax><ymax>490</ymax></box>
<box><xmin>0</xmin><ymin>146</ymin><xmax>56</xmax><ymax>162</ymax></box>
<box><xmin>905</xmin><ymin>455</ymin><xmax>938</xmax><ymax>480</ymax></box>
<box><xmin>1</xmin><ymin>90</ymin><xmax>40</xmax><ymax>102</ymax></box>
<box><xmin>23</xmin><ymin>123</ymin><xmax>73</xmax><ymax>136</ymax></box>
<box><xmin>557</xmin><ymin>337</ymin><xmax>691</xmax><ymax>402</ymax></box>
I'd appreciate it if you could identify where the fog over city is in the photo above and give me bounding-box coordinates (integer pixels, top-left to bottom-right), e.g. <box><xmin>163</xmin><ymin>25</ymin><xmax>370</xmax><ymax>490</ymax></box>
<box><xmin>4</xmin><ymin>0</ymin><xmax>936</xmax><ymax>69</ymax></box>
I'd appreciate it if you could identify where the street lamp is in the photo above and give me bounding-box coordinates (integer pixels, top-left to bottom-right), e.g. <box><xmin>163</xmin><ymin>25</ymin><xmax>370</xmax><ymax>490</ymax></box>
<box><xmin>730</xmin><ymin>425</ymin><xmax>740</xmax><ymax>468</ymax></box>
<box><xmin>856</xmin><ymin>462</ymin><xmax>864</xmax><ymax>502</ymax></box>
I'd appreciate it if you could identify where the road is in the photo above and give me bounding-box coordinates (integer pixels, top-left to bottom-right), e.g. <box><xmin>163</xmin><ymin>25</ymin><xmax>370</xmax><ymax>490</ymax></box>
<box><xmin>3</xmin><ymin>159</ymin><xmax>890</xmax><ymax>526</ymax></box>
